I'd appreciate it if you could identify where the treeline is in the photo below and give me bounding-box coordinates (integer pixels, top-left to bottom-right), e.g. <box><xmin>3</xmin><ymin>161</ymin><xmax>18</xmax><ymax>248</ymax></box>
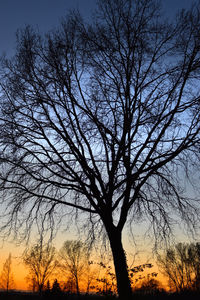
<box><xmin>157</xmin><ymin>242</ymin><xmax>200</xmax><ymax>292</ymax></box>
<box><xmin>1</xmin><ymin>239</ymin><xmax>158</xmax><ymax>296</ymax></box>
<box><xmin>1</xmin><ymin>240</ymin><xmax>200</xmax><ymax>298</ymax></box>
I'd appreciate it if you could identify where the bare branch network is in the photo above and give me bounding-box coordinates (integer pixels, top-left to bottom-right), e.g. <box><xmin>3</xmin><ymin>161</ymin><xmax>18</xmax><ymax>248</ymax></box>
<box><xmin>0</xmin><ymin>0</ymin><xmax>200</xmax><ymax>298</ymax></box>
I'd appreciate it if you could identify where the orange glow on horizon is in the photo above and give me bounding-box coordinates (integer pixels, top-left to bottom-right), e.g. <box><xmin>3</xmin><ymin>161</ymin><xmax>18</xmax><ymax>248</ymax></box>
<box><xmin>0</xmin><ymin>256</ymin><xmax>169</xmax><ymax>293</ymax></box>
<box><xmin>0</xmin><ymin>240</ymin><xmax>169</xmax><ymax>292</ymax></box>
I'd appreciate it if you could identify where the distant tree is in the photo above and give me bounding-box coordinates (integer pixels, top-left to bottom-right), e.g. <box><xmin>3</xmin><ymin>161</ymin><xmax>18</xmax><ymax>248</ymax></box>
<box><xmin>51</xmin><ymin>279</ymin><xmax>61</xmax><ymax>295</ymax></box>
<box><xmin>45</xmin><ymin>280</ymin><xmax>51</xmax><ymax>295</ymax></box>
<box><xmin>157</xmin><ymin>242</ymin><xmax>200</xmax><ymax>292</ymax></box>
<box><xmin>85</xmin><ymin>260</ymin><xmax>97</xmax><ymax>295</ymax></box>
<box><xmin>1</xmin><ymin>0</ymin><xmax>200</xmax><ymax>298</ymax></box>
<box><xmin>59</xmin><ymin>240</ymin><xmax>90</xmax><ymax>295</ymax></box>
<box><xmin>136</xmin><ymin>278</ymin><xmax>163</xmax><ymax>295</ymax></box>
<box><xmin>27</xmin><ymin>277</ymin><xmax>37</xmax><ymax>292</ymax></box>
<box><xmin>62</xmin><ymin>276</ymin><xmax>76</xmax><ymax>294</ymax></box>
<box><xmin>190</xmin><ymin>243</ymin><xmax>200</xmax><ymax>290</ymax></box>
<box><xmin>23</xmin><ymin>241</ymin><xmax>57</xmax><ymax>293</ymax></box>
<box><xmin>0</xmin><ymin>253</ymin><xmax>15</xmax><ymax>292</ymax></box>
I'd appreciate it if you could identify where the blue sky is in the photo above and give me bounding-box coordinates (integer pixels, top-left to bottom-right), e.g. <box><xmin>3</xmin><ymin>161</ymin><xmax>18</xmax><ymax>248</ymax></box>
<box><xmin>0</xmin><ymin>0</ymin><xmax>96</xmax><ymax>55</ymax></box>
<box><xmin>0</xmin><ymin>0</ymin><xmax>194</xmax><ymax>56</ymax></box>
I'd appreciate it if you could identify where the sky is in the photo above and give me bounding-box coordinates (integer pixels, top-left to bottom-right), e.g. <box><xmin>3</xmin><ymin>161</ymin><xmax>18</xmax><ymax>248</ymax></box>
<box><xmin>0</xmin><ymin>0</ymin><xmax>196</xmax><ymax>292</ymax></box>
<box><xmin>0</xmin><ymin>0</ymin><xmax>194</xmax><ymax>56</ymax></box>
<box><xmin>0</xmin><ymin>0</ymin><xmax>97</xmax><ymax>56</ymax></box>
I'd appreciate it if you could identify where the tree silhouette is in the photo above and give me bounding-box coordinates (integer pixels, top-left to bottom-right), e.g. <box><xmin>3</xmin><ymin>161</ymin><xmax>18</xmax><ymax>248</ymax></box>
<box><xmin>51</xmin><ymin>279</ymin><xmax>61</xmax><ymax>295</ymax></box>
<box><xmin>0</xmin><ymin>253</ymin><xmax>15</xmax><ymax>292</ymax></box>
<box><xmin>45</xmin><ymin>280</ymin><xmax>51</xmax><ymax>295</ymax></box>
<box><xmin>0</xmin><ymin>0</ymin><xmax>200</xmax><ymax>298</ymax></box>
<box><xmin>157</xmin><ymin>242</ymin><xmax>200</xmax><ymax>292</ymax></box>
<box><xmin>59</xmin><ymin>240</ymin><xmax>90</xmax><ymax>295</ymax></box>
<box><xmin>96</xmin><ymin>261</ymin><xmax>117</xmax><ymax>296</ymax></box>
<box><xmin>135</xmin><ymin>278</ymin><xmax>163</xmax><ymax>295</ymax></box>
<box><xmin>62</xmin><ymin>276</ymin><xmax>76</xmax><ymax>294</ymax></box>
<box><xmin>23</xmin><ymin>241</ymin><xmax>57</xmax><ymax>293</ymax></box>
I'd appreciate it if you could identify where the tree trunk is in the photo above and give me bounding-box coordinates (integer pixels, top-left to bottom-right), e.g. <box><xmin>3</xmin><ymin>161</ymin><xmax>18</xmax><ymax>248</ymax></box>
<box><xmin>106</xmin><ymin>225</ymin><xmax>132</xmax><ymax>299</ymax></box>
<box><xmin>75</xmin><ymin>274</ymin><xmax>80</xmax><ymax>295</ymax></box>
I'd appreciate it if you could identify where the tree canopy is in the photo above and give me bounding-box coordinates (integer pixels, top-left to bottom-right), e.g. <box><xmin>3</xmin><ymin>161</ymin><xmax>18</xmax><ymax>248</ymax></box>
<box><xmin>0</xmin><ymin>0</ymin><xmax>200</xmax><ymax>298</ymax></box>
<box><xmin>23</xmin><ymin>242</ymin><xmax>57</xmax><ymax>293</ymax></box>
<box><xmin>158</xmin><ymin>242</ymin><xmax>200</xmax><ymax>292</ymax></box>
<box><xmin>0</xmin><ymin>254</ymin><xmax>15</xmax><ymax>292</ymax></box>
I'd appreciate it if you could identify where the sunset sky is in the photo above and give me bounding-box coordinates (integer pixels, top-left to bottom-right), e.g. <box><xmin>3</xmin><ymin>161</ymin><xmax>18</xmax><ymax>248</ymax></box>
<box><xmin>0</xmin><ymin>0</ymin><xmax>197</xmax><ymax>291</ymax></box>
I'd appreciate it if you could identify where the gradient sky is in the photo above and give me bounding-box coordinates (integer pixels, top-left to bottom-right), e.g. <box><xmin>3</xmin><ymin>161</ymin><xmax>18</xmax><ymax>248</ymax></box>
<box><xmin>0</xmin><ymin>0</ymin><xmax>96</xmax><ymax>55</ymax></box>
<box><xmin>0</xmin><ymin>0</ymin><xmax>196</xmax><ymax>291</ymax></box>
<box><xmin>0</xmin><ymin>0</ymin><xmax>193</xmax><ymax>56</ymax></box>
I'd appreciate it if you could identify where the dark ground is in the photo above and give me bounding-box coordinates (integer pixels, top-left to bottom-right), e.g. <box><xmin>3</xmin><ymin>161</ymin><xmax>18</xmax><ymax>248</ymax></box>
<box><xmin>0</xmin><ymin>291</ymin><xmax>200</xmax><ymax>300</ymax></box>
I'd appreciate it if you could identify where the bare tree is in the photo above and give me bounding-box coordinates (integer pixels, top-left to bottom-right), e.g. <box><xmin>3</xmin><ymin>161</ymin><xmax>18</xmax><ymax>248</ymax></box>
<box><xmin>0</xmin><ymin>253</ymin><xmax>15</xmax><ymax>292</ymax></box>
<box><xmin>157</xmin><ymin>242</ymin><xmax>200</xmax><ymax>292</ymax></box>
<box><xmin>23</xmin><ymin>241</ymin><xmax>57</xmax><ymax>293</ymax></box>
<box><xmin>135</xmin><ymin>278</ymin><xmax>163</xmax><ymax>295</ymax></box>
<box><xmin>59</xmin><ymin>240</ymin><xmax>90</xmax><ymax>295</ymax></box>
<box><xmin>0</xmin><ymin>0</ymin><xmax>200</xmax><ymax>298</ymax></box>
